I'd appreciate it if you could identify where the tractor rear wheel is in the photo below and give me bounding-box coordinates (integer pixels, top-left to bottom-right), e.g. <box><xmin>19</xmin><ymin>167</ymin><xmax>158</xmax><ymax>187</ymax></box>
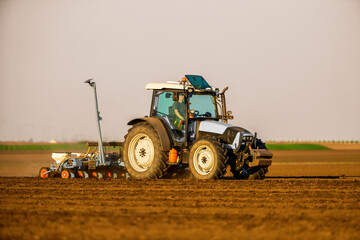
<box><xmin>188</xmin><ymin>137</ymin><xmax>228</xmax><ymax>179</ymax></box>
<box><xmin>123</xmin><ymin>122</ymin><xmax>167</xmax><ymax>179</ymax></box>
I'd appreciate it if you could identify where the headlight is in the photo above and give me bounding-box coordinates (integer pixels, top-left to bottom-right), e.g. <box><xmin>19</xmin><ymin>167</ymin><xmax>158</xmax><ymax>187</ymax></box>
<box><xmin>242</xmin><ymin>136</ymin><xmax>253</xmax><ymax>141</ymax></box>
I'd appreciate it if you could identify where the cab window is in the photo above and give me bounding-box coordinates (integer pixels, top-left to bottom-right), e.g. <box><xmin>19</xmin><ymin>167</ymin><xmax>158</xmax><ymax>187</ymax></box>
<box><xmin>188</xmin><ymin>94</ymin><xmax>217</xmax><ymax>118</ymax></box>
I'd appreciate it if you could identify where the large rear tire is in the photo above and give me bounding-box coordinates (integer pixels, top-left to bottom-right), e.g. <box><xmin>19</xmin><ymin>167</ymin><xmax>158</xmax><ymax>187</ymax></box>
<box><xmin>188</xmin><ymin>137</ymin><xmax>228</xmax><ymax>179</ymax></box>
<box><xmin>123</xmin><ymin>122</ymin><xmax>167</xmax><ymax>179</ymax></box>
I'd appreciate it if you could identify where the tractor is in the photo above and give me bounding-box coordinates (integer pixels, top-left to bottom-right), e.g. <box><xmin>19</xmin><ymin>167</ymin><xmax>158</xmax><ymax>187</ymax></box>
<box><xmin>123</xmin><ymin>75</ymin><xmax>272</xmax><ymax>179</ymax></box>
<box><xmin>39</xmin><ymin>75</ymin><xmax>272</xmax><ymax>180</ymax></box>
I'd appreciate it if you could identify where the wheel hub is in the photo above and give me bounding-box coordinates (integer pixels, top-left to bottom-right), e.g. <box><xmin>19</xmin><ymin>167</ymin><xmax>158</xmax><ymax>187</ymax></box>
<box><xmin>198</xmin><ymin>150</ymin><xmax>213</xmax><ymax>170</ymax></box>
<box><xmin>201</xmin><ymin>156</ymin><xmax>207</xmax><ymax>164</ymax></box>
<box><xmin>139</xmin><ymin>148</ymin><xmax>146</xmax><ymax>157</ymax></box>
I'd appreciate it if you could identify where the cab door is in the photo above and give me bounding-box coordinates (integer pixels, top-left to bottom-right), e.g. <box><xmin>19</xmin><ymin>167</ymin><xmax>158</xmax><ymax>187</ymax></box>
<box><xmin>151</xmin><ymin>91</ymin><xmax>184</xmax><ymax>141</ymax></box>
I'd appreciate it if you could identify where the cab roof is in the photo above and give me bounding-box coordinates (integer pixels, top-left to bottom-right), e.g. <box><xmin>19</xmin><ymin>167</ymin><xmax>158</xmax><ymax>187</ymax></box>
<box><xmin>146</xmin><ymin>75</ymin><xmax>213</xmax><ymax>91</ymax></box>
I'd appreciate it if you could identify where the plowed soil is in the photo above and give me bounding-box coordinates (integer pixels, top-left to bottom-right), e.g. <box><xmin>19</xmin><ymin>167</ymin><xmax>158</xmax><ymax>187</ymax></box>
<box><xmin>1</xmin><ymin>178</ymin><xmax>359</xmax><ymax>240</ymax></box>
<box><xmin>0</xmin><ymin>150</ymin><xmax>360</xmax><ymax>239</ymax></box>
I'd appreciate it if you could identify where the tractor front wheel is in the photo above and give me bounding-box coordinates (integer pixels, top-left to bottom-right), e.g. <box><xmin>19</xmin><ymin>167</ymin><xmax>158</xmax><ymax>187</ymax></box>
<box><xmin>188</xmin><ymin>137</ymin><xmax>228</xmax><ymax>179</ymax></box>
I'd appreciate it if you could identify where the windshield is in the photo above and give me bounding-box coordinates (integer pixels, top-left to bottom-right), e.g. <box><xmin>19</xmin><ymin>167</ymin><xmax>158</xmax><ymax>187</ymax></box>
<box><xmin>188</xmin><ymin>94</ymin><xmax>217</xmax><ymax>118</ymax></box>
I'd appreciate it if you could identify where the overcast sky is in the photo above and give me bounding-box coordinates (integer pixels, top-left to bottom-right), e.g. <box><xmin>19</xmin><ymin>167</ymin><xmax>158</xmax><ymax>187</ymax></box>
<box><xmin>0</xmin><ymin>0</ymin><xmax>359</xmax><ymax>142</ymax></box>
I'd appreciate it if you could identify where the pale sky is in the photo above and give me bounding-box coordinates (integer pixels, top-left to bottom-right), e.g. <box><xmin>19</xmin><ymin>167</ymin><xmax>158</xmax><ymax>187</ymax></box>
<box><xmin>0</xmin><ymin>0</ymin><xmax>359</xmax><ymax>142</ymax></box>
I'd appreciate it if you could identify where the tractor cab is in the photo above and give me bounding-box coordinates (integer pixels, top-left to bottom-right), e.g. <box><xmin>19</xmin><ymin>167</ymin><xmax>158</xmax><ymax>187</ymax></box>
<box><xmin>147</xmin><ymin>75</ymin><xmax>232</xmax><ymax>143</ymax></box>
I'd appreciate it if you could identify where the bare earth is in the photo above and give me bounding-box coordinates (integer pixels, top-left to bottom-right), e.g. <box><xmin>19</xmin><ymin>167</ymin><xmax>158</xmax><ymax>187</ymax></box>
<box><xmin>0</xmin><ymin>150</ymin><xmax>360</xmax><ymax>239</ymax></box>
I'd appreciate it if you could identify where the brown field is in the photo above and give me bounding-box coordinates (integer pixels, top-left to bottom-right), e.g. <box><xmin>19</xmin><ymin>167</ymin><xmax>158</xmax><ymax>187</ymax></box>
<box><xmin>0</xmin><ymin>150</ymin><xmax>360</xmax><ymax>239</ymax></box>
<box><xmin>320</xmin><ymin>143</ymin><xmax>360</xmax><ymax>150</ymax></box>
<box><xmin>1</xmin><ymin>150</ymin><xmax>359</xmax><ymax>177</ymax></box>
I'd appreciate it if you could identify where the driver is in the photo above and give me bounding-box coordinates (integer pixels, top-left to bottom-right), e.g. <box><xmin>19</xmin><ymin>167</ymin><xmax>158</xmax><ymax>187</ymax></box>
<box><xmin>172</xmin><ymin>93</ymin><xmax>185</xmax><ymax>130</ymax></box>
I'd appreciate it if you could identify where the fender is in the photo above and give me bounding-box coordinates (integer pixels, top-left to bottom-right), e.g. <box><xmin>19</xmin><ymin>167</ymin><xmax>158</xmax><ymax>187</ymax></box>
<box><xmin>127</xmin><ymin>117</ymin><xmax>172</xmax><ymax>151</ymax></box>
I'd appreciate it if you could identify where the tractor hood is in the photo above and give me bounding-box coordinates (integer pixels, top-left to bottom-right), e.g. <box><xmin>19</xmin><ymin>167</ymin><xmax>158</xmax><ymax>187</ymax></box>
<box><xmin>198</xmin><ymin>121</ymin><xmax>253</xmax><ymax>149</ymax></box>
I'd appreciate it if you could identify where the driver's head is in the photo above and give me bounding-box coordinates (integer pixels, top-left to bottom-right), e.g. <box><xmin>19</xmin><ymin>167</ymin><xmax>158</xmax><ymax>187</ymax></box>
<box><xmin>178</xmin><ymin>93</ymin><xmax>184</xmax><ymax>102</ymax></box>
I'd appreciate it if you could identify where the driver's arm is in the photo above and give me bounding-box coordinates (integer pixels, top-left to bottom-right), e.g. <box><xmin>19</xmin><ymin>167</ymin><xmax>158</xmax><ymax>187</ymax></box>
<box><xmin>174</xmin><ymin>109</ymin><xmax>184</xmax><ymax>121</ymax></box>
